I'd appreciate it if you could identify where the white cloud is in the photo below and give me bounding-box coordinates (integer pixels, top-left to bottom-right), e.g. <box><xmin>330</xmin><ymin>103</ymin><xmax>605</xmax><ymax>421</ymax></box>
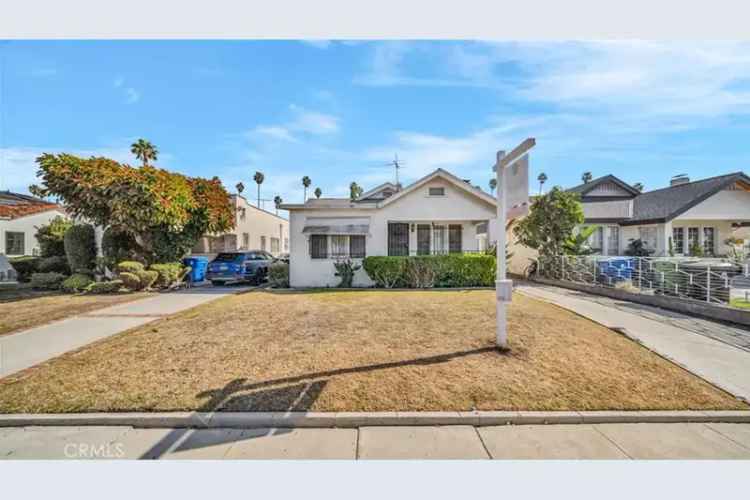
<box><xmin>250</xmin><ymin>105</ymin><xmax>339</xmax><ymax>143</ymax></box>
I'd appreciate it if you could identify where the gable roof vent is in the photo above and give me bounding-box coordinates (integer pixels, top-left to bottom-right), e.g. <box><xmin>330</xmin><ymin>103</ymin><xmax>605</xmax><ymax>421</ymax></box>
<box><xmin>670</xmin><ymin>174</ymin><xmax>690</xmax><ymax>186</ymax></box>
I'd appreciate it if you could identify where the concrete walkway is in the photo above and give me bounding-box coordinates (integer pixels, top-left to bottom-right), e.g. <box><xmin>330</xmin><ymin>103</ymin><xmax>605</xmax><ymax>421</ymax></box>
<box><xmin>0</xmin><ymin>286</ymin><xmax>252</xmax><ymax>378</ymax></box>
<box><xmin>2</xmin><ymin>423</ymin><xmax>750</xmax><ymax>459</ymax></box>
<box><xmin>516</xmin><ymin>282</ymin><xmax>750</xmax><ymax>402</ymax></box>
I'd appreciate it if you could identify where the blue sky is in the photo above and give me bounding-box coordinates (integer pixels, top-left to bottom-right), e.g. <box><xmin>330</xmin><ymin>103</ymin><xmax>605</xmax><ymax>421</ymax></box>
<box><xmin>2</xmin><ymin>40</ymin><xmax>750</xmax><ymax>214</ymax></box>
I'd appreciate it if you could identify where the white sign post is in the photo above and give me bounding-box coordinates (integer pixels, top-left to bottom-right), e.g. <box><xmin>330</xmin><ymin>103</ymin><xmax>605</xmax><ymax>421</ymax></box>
<box><xmin>494</xmin><ymin>138</ymin><xmax>535</xmax><ymax>348</ymax></box>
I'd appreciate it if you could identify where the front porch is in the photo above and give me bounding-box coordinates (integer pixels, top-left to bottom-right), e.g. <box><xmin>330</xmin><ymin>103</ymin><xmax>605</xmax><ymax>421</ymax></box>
<box><xmin>385</xmin><ymin>221</ymin><xmax>488</xmax><ymax>256</ymax></box>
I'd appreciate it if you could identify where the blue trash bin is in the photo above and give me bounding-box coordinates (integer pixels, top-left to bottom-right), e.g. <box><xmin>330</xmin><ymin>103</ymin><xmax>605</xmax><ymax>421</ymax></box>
<box><xmin>182</xmin><ymin>257</ymin><xmax>209</xmax><ymax>283</ymax></box>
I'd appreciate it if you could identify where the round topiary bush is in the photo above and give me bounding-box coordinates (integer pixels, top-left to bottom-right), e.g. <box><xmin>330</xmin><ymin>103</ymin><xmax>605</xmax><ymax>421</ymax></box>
<box><xmin>37</xmin><ymin>255</ymin><xmax>71</xmax><ymax>275</ymax></box>
<box><xmin>118</xmin><ymin>272</ymin><xmax>142</xmax><ymax>291</ymax></box>
<box><xmin>85</xmin><ymin>279</ymin><xmax>124</xmax><ymax>294</ymax></box>
<box><xmin>136</xmin><ymin>269</ymin><xmax>159</xmax><ymax>290</ymax></box>
<box><xmin>64</xmin><ymin>224</ymin><xmax>96</xmax><ymax>273</ymax></box>
<box><xmin>116</xmin><ymin>261</ymin><xmax>145</xmax><ymax>274</ymax></box>
<box><xmin>61</xmin><ymin>273</ymin><xmax>94</xmax><ymax>293</ymax></box>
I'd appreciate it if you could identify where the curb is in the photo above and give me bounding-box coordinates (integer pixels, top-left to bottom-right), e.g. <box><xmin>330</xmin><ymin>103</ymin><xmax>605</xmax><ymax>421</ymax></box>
<box><xmin>0</xmin><ymin>411</ymin><xmax>748</xmax><ymax>428</ymax></box>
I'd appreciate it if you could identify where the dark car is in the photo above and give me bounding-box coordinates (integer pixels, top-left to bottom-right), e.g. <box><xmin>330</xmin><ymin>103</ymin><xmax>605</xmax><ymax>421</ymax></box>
<box><xmin>206</xmin><ymin>251</ymin><xmax>276</xmax><ymax>286</ymax></box>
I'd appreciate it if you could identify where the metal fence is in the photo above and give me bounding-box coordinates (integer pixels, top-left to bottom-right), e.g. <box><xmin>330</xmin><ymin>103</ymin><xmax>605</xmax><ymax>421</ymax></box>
<box><xmin>537</xmin><ymin>255</ymin><xmax>750</xmax><ymax>307</ymax></box>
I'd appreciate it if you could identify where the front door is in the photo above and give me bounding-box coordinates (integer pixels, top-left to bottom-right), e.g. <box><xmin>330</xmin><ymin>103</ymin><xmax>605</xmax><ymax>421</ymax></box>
<box><xmin>417</xmin><ymin>224</ymin><xmax>431</xmax><ymax>255</ymax></box>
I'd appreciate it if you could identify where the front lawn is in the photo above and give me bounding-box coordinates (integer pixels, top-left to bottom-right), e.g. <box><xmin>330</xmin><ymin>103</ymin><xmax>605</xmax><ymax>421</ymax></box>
<box><xmin>0</xmin><ymin>290</ymin><xmax>745</xmax><ymax>413</ymax></box>
<box><xmin>0</xmin><ymin>284</ymin><xmax>148</xmax><ymax>336</ymax></box>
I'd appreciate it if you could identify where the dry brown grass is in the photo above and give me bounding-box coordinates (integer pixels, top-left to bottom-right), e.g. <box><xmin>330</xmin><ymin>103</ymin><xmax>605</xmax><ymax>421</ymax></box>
<box><xmin>0</xmin><ymin>289</ymin><xmax>745</xmax><ymax>413</ymax></box>
<box><xmin>0</xmin><ymin>286</ymin><xmax>148</xmax><ymax>336</ymax></box>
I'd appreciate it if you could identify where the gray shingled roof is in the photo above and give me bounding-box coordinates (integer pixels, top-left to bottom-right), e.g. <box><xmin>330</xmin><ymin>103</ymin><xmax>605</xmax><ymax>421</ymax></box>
<box><xmin>567</xmin><ymin>175</ymin><xmax>640</xmax><ymax>197</ymax></box>
<box><xmin>624</xmin><ymin>172</ymin><xmax>749</xmax><ymax>225</ymax></box>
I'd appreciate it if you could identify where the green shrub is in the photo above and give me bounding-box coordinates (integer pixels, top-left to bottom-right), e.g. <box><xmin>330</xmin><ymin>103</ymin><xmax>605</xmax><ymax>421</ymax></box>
<box><xmin>30</xmin><ymin>272</ymin><xmax>66</xmax><ymax>290</ymax></box>
<box><xmin>149</xmin><ymin>263</ymin><xmax>186</xmax><ymax>288</ymax></box>
<box><xmin>37</xmin><ymin>255</ymin><xmax>71</xmax><ymax>274</ymax></box>
<box><xmin>64</xmin><ymin>224</ymin><xmax>96</xmax><ymax>273</ymax></box>
<box><xmin>119</xmin><ymin>272</ymin><xmax>142</xmax><ymax>291</ymax></box>
<box><xmin>362</xmin><ymin>257</ymin><xmax>406</xmax><ymax>288</ymax></box>
<box><xmin>116</xmin><ymin>261</ymin><xmax>145</xmax><ymax>274</ymax></box>
<box><xmin>85</xmin><ymin>280</ymin><xmax>124</xmax><ymax>294</ymax></box>
<box><xmin>136</xmin><ymin>269</ymin><xmax>159</xmax><ymax>290</ymax></box>
<box><xmin>61</xmin><ymin>273</ymin><xmax>94</xmax><ymax>293</ymax></box>
<box><xmin>102</xmin><ymin>229</ymin><xmax>142</xmax><ymax>270</ymax></box>
<box><xmin>9</xmin><ymin>256</ymin><xmax>41</xmax><ymax>282</ymax></box>
<box><xmin>333</xmin><ymin>259</ymin><xmax>361</xmax><ymax>288</ymax></box>
<box><xmin>362</xmin><ymin>254</ymin><xmax>495</xmax><ymax>288</ymax></box>
<box><xmin>35</xmin><ymin>216</ymin><xmax>72</xmax><ymax>257</ymax></box>
<box><xmin>268</xmin><ymin>262</ymin><xmax>289</xmax><ymax>288</ymax></box>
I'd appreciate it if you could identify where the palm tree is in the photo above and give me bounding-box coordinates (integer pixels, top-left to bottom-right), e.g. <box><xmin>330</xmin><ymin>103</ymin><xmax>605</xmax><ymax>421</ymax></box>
<box><xmin>349</xmin><ymin>181</ymin><xmax>363</xmax><ymax>201</ymax></box>
<box><xmin>489</xmin><ymin>178</ymin><xmax>497</xmax><ymax>194</ymax></box>
<box><xmin>537</xmin><ymin>172</ymin><xmax>548</xmax><ymax>195</ymax></box>
<box><xmin>235</xmin><ymin>182</ymin><xmax>245</xmax><ymax>195</ymax></box>
<box><xmin>581</xmin><ymin>171</ymin><xmax>593</xmax><ymax>184</ymax></box>
<box><xmin>273</xmin><ymin>195</ymin><xmax>283</xmax><ymax>215</ymax></box>
<box><xmin>314</xmin><ymin>187</ymin><xmax>322</xmax><ymax>199</ymax></box>
<box><xmin>130</xmin><ymin>139</ymin><xmax>158</xmax><ymax>167</ymax></box>
<box><xmin>302</xmin><ymin>176</ymin><xmax>311</xmax><ymax>201</ymax></box>
<box><xmin>633</xmin><ymin>182</ymin><xmax>644</xmax><ymax>192</ymax></box>
<box><xmin>253</xmin><ymin>171</ymin><xmax>264</xmax><ymax>207</ymax></box>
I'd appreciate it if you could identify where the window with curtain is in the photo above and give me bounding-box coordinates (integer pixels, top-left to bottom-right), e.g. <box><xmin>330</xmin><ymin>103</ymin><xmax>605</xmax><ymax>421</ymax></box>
<box><xmin>688</xmin><ymin>227</ymin><xmax>699</xmax><ymax>254</ymax></box>
<box><xmin>310</xmin><ymin>235</ymin><xmax>327</xmax><ymax>259</ymax></box>
<box><xmin>703</xmin><ymin>227</ymin><xmax>715</xmax><ymax>256</ymax></box>
<box><xmin>672</xmin><ymin>227</ymin><xmax>684</xmax><ymax>254</ymax></box>
<box><xmin>433</xmin><ymin>225</ymin><xmax>447</xmax><ymax>254</ymax></box>
<box><xmin>330</xmin><ymin>235</ymin><xmax>348</xmax><ymax>257</ymax></box>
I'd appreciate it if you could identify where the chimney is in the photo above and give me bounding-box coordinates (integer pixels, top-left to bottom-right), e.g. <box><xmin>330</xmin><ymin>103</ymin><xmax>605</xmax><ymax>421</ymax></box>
<box><xmin>670</xmin><ymin>174</ymin><xmax>690</xmax><ymax>187</ymax></box>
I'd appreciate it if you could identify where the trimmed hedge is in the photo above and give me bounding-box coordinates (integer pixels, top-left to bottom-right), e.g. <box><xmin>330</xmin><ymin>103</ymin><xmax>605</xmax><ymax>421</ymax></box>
<box><xmin>362</xmin><ymin>254</ymin><xmax>495</xmax><ymax>288</ymax></box>
<box><xmin>85</xmin><ymin>280</ymin><xmax>124</xmax><ymax>294</ymax></box>
<box><xmin>64</xmin><ymin>224</ymin><xmax>96</xmax><ymax>273</ymax></box>
<box><xmin>136</xmin><ymin>269</ymin><xmax>159</xmax><ymax>290</ymax></box>
<box><xmin>268</xmin><ymin>262</ymin><xmax>289</xmax><ymax>288</ymax></box>
<box><xmin>61</xmin><ymin>273</ymin><xmax>94</xmax><ymax>293</ymax></box>
<box><xmin>149</xmin><ymin>262</ymin><xmax>188</xmax><ymax>288</ymax></box>
<box><xmin>30</xmin><ymin>272</ymin><xmax>66</xmax><ymax>290</ymax></box>
<box><xmin>116</xmin><ymin>261</ymin><xmax>145</xmax><ymax>274</ymax></box>
<box><xmin>9</xmin><ymin>256</ymin><xmax>41</xmax><ymax>283</ymax></box>
<box><xmin>37</xmin><ymin>255</ymin><xmax>70</xmax><ymax>275</ymax></box>
<box><xmin>119</xmin><ymin>272</ymin><xmax>141</xmax><ymax>291</ymax></box>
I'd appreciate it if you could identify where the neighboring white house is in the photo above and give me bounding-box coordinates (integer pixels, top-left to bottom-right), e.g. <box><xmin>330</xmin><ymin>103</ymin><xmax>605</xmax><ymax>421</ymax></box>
<box><xmin>192</xmin><ymin>194</ymin><xmax>289</xmax><ymax>257</ymax></box>
<box><xmin>568</xmin><ymin>172</ymin><xmax>750</xmax><ymax>257</ymax></box>
<box><xmin>0</xmin><ymin>191</ymin><xmax>67</xmax><ymax>257</ymax></box>
<box><xmin>281</xmin><ymin>168</ymin><xmax>508</xmax><ymax>287</ymax></box>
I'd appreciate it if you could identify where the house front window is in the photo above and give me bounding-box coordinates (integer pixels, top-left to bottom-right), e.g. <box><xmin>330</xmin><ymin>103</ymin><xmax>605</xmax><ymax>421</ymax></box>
<box><xmin>388</xmin><ymin>223</ymin><xmax>409</xmax><ymax>256</ymax></box>
<box><xmin>309</xmin><ymin>234</ymin><xmax>366</xmax><ymax>259</ymax></box>
<box><xmin>639</xmin><ymin>226</ymin><xmax>657</xmax><ymax>251</ymax></box>
<box><xmin>703</xmin><ymin>227</ymin><xmax>715</xmax><ymax>256</ymax></box>
<box><xmin>270</xmin><ymin>237</ymin><xmax>280</xmax><ymax>254</ymax></box>
<box><xmin>284</xmin><ymin>237</ymin><xmax>289</xmax><ymax>252</ymax></box>
<box><xmin>5</xmin><ymin>231</ymin><xmax>24</xmax><ymax>255</ymax></box>
<box><xmin>310</xmin><ymin>235</ymin><xmax>328</xmax><ymax>259</ymax></box>
<box><xmin>448</xmin><ymin>224</ymin><xmax>462</xmax><ymax>253</ymax></box>
<box><xmin>349</xmin><ymin>235</ymin><xmax>366</xmax><ymax>258</ymax></box>
<box><xmin>260</xmin><ymin>236</ymin><xmax>266</xmax><ymax>251</ymax></box>
<box><xmin>242</xmin><ymin>232</ymin><xmax>250</xmax><ymax>249</ymax></box>
<box><xmin>606</xmin><ymin>226</ymin><xmax>619</xmax><ymax>256</ymax></box>
<box><xmin>672</xmin><ymin>227</ymin><xmax>684</xmax><ymax>254</ymax></box>
<box><xmin>428</xmin><ymin>187</ymin><xmax>445</xmax><ymax>196</ymax></box>
<box><xmin>586</xmin><ymin>226</ymin><xmax>603</xmax><ymax>253</ymax></box>
<box><xmin>688</xmin><ymin>227</ymin><xmax>699</xmax><ymax>255</ymax></box>
<box><xmin>417</xmin><ymin>224</ymin><xmax>431</xmax><ymax>255</ymax></box>
<box><xmin>433</xmin><ymin>225</ymin><xmax>447</xmax><ymax>254</ymax></box>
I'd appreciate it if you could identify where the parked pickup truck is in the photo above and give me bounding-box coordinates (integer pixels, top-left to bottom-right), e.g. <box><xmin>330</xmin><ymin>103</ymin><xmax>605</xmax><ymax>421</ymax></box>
<box><xmin>206</xmin><ymin>251</ymin><xmax>276</xmax><ymax>286</ymax></box>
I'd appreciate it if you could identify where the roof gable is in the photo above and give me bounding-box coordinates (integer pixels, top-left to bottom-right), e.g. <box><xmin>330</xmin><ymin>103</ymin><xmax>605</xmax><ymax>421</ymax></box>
<box><xmin>379</xmin><ymin>169</ymin><xmax>497</xmax><ymax>208</ymax></box>
<box><xmin>568</xmin><ymin>175</ymin><xmax>639</xmax><ymax>198</ymax></box>
<box><xmin>0</xmin><ymin>191</ymin><xmax>63</xmax><ymax>220</ymax></box>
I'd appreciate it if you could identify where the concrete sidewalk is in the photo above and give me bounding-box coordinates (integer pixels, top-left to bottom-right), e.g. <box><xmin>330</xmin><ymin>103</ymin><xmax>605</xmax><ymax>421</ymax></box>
<box><xmin>0</xmin><ymin>286</ymin><xmax>253</xmax><ymax>378</ymax></box>
<box><xmin>2</xmin><ymin>423</ymin><xmax>749</xmax><ymax>459</ymax></box>
<box><xmin>516</xmin><ymin>282</ymin><xmax>750</xmax><ymax>402</ymax></box>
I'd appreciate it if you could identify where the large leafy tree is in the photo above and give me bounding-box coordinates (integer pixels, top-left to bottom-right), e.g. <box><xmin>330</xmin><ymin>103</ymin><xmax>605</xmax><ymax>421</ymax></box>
<box><xmin>130</xmin><ymin>139</ymin><xmax>158</xmax><ymax>167</ymax></box>
<box><xmin>31</xmin><ymin>154</ymin><xmax>233</xmax><ymax>263</ymax></box>
<box><xmin>513</xmin><ymin>186</ymin><xmax>584</xmax><ymax>258</ymax></box>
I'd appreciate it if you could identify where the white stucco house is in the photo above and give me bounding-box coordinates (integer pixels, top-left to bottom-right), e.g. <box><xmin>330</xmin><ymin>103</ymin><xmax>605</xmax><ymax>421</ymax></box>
<box><xmin>0</xmin><ymin>191</ymin><xmax>67</xmax><ymax>257</ymax></box>
<box><xmin>281</xmin><ymin>168</ymin><xmax>517</xmax><ymax>287</ymax></box>
<box><xmin>192</xmin><ymin>194</ymin><xmax>289</xmax><ymax>257</ymax></box>
<box><xmin>569</xmin><ymin>172</ymin><xmax>750</xmax><ymax>257</ymax></box>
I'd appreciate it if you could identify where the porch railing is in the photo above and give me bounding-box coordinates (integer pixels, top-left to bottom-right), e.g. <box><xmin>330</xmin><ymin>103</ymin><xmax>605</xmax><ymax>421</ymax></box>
<box><xmin>537</xmin><ymin>255</ymin><xmax>750</xmax><ymax>307</ymax></box>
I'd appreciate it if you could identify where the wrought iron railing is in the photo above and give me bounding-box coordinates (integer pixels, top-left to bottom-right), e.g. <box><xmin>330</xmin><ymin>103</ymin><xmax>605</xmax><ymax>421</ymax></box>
<box><xmin>537</xmin><ymin>255</ymin><xmax>750</xmax><ymax>308</ymax></box>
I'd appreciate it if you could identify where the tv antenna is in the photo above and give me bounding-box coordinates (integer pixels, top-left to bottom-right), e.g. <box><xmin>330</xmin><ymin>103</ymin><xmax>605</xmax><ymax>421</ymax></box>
<box><xmin>385</xmin><ymin>154</ymin><xmax>405</xmax><ymax>187</ymax></box>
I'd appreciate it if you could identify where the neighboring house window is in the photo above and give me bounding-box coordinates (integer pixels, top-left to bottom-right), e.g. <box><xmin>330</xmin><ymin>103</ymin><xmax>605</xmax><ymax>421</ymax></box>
<box><xmin>242</xmin><ymin>233</ymin><xmax>250</xmax><ymax>249</ymax></box>
<box><xmin>5</xmin><ymin>231</ymin><xmax>25</xmax><ymax>255</ymax></box>
<box><xmin>449</xmin><ymin>225</ymin><xmax>462</xmax><ymax>253</ymax></box>
<box><xmin>417</xmin><ymin>224</ymin><xmax>431</xmax><ymax>255</ymax></box>
<box><xmin>703</xmin><ymin>227</ymin><xmax>715</xmax><ymax>256</ymax></box>
<box><xmin>688</xmin><ymin>227</ymin><xmax>699</xmax><ymax>255</ymax></box>
<box><xmin>349</xmin><ymin>235</ymin><xmax>366</xmax><ymax>258</ymax></box>
<box><xmin>260</xmin><ymin>236</ymin><xmax>266</xmax><ymax>251</ymax></box>
<box><xmin>587</xmin><ymin>227</ymin><xmax>604</xmax><ymax>253</ymax></box>
<box><xmin>639</xmin><ymin>227</ymin><xmax>657</xmax><ymax>251</ymax></box>
<box><xmin>270</xmin><ymin>237</ymin><xmax>280</xmax><ymax>254</ymax></box>
<box><xmin>606</xmin><ymin>226</ymin><xmax>619</xmax><ymax>256</ymax></box>
<box><xmin>428</xmin><ymin>187</ymin><xmax>445</xmax><ymax>196</ymax></box>
<box><xmin>672</xmin><ymin>227</ymin><xmax>684</xmax><ymax>254</ymax></box>
<box><xmin>388</xmin><ymin>223</ymin><xmax>409</xmax><ymax>256</ymax></box>
<box><xmin>433</xmin><ymin>225</ymin><xmax>447</xmax><ymax>254</ymax></box>
<box><xmin>284</xmin><ymin>237</ymin><xmax>289</xmax><ymax>252</ymax></box>
<box><xmin>310</xmin><ymin>235</ymin><xmax>328</xmax><ymax>259</ymax></box>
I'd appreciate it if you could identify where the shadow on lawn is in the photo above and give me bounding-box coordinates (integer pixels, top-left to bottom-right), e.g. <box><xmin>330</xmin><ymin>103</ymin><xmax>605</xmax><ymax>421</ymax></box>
<box><xmin>140</xmin><ymin>346</ymin><xmax>503</xmax><ymax>458</ymax></box>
